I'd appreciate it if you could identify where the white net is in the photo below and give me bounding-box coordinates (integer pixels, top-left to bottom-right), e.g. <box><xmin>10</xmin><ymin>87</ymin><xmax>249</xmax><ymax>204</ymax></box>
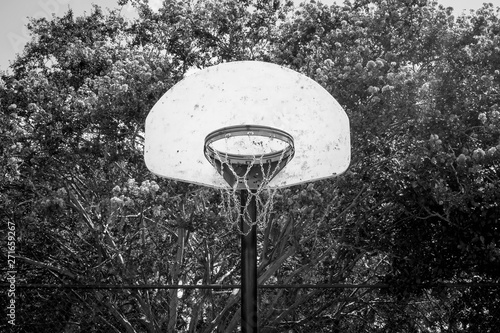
<box><xmin>220</xmin><ymin>185</ymin><xmax>277</xmax><ymax>235</ymax></box>
<box><xmin>206</xmin><ymin>128</ymin><xmax>294</xmax><ymax>234</ymax></box>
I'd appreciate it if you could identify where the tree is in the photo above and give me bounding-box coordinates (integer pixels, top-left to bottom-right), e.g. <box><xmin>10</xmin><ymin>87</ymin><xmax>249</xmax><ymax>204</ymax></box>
<box><xmin>1</xmin><ymin>0</ymin><xmax>499</xmax><ymax>332</ymax></box>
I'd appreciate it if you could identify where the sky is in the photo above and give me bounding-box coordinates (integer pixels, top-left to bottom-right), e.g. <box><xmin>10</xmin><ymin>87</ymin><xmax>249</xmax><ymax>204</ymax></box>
<box><xmin>1</xmin><ymin>0</ymin><xmax>500</xmax><ymax>72</ymax></box>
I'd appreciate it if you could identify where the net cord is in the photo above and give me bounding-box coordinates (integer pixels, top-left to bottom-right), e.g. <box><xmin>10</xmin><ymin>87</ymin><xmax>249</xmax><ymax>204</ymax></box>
<box><xmin>205</xmin><ymin>127</ymin><xmax>294</xmax><ymax>234</ymax></box>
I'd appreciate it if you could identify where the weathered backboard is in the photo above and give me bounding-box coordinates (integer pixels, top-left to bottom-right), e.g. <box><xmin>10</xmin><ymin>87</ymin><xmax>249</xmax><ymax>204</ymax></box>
<box><xmin>144</xmin><ymin>61</ymin><xmax>350</xmax><ymax>189</ymax></box>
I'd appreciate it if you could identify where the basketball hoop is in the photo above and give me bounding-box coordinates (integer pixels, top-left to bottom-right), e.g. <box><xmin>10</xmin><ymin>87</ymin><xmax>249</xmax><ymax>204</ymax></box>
<box><xmin>203</xmin><ymin>125</ymin><xmax>294</xmax><ymax>238</ymax></box>
<box><xmin>144</xmin><ymin>61</ymin><xmax>351</xmax><ymax>333</ymax></box>
<box><xmin>204</xmin><ymin>125</ymin><xmax>295</xmax><ymax>190</ymax></box>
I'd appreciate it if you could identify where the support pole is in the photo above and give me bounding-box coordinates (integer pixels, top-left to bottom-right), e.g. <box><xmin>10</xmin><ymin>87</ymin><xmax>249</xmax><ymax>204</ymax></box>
<box><xmin>240</xmin><ymin>190</ymin><xmax>258</xmax><ymax>333</ymax></box>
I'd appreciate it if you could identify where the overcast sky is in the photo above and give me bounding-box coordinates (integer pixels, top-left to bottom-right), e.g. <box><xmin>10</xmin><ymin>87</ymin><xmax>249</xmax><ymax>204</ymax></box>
<box><xmin>1</xmin><ymin>0</ymin><xmax>500</xmax><ymax>72</ymax></box>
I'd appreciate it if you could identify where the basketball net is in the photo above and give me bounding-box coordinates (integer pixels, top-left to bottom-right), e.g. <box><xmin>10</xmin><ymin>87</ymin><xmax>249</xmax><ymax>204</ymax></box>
<box><xmin>205</xmin><ymin>126</ymin><xmax>294</xmax><ymax>235</ymax></box>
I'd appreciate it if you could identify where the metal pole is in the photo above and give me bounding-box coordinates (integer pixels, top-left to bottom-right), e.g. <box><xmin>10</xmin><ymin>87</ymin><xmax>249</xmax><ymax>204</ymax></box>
<box><xmin>240</xmin><ymin>189</ymin><xmax>258</xmax><ymax>333</ymax></box>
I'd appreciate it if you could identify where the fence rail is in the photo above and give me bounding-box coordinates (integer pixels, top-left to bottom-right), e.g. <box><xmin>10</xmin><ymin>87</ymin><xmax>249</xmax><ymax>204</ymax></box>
<box><xmin>2</xmin><ymin>282</ymin><xmax>499</xmax><ymax>289</ymax></box>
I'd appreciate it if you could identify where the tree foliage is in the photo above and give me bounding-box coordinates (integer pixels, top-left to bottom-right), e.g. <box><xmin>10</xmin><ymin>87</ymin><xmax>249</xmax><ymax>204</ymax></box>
<box><xmin>1</xmin><ymin>0</ymin><xmax>499</xmax><ymax>332</ymax></box>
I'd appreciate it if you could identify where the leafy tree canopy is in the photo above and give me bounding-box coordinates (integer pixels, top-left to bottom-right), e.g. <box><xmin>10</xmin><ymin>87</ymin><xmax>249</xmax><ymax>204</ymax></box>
<box><xmin>1</xmin><ymin>0</ymin><xmax>499</xmax><ymax>332</ymax></box>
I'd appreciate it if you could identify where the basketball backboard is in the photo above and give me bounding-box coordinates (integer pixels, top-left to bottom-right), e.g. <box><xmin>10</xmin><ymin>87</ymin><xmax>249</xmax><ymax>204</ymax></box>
<box><xmin>144</xmin><ymin>61</ymin><xmax>350</xmax><ymax>189</ymax></box>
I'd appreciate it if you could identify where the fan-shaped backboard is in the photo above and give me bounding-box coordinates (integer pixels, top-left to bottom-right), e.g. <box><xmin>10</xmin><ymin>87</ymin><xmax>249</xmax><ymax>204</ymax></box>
<box><xmin>144</xmin><ymin>61</ymin><xmax>350</xmax><ymax>189</ymax></box>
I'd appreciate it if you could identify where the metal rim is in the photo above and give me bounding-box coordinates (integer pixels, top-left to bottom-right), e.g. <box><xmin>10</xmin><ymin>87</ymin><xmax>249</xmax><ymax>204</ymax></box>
<box><xmin>204</xmin><ymin>125</ymin><xmax>295</xmax><ymax>165</ymax></box>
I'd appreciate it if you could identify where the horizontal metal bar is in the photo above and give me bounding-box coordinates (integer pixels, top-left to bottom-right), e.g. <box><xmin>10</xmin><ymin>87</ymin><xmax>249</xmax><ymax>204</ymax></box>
<box><xmin>2</xmin><ymin>282</ymin><xmax>499</xmax><ymax>290</ymax></box>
